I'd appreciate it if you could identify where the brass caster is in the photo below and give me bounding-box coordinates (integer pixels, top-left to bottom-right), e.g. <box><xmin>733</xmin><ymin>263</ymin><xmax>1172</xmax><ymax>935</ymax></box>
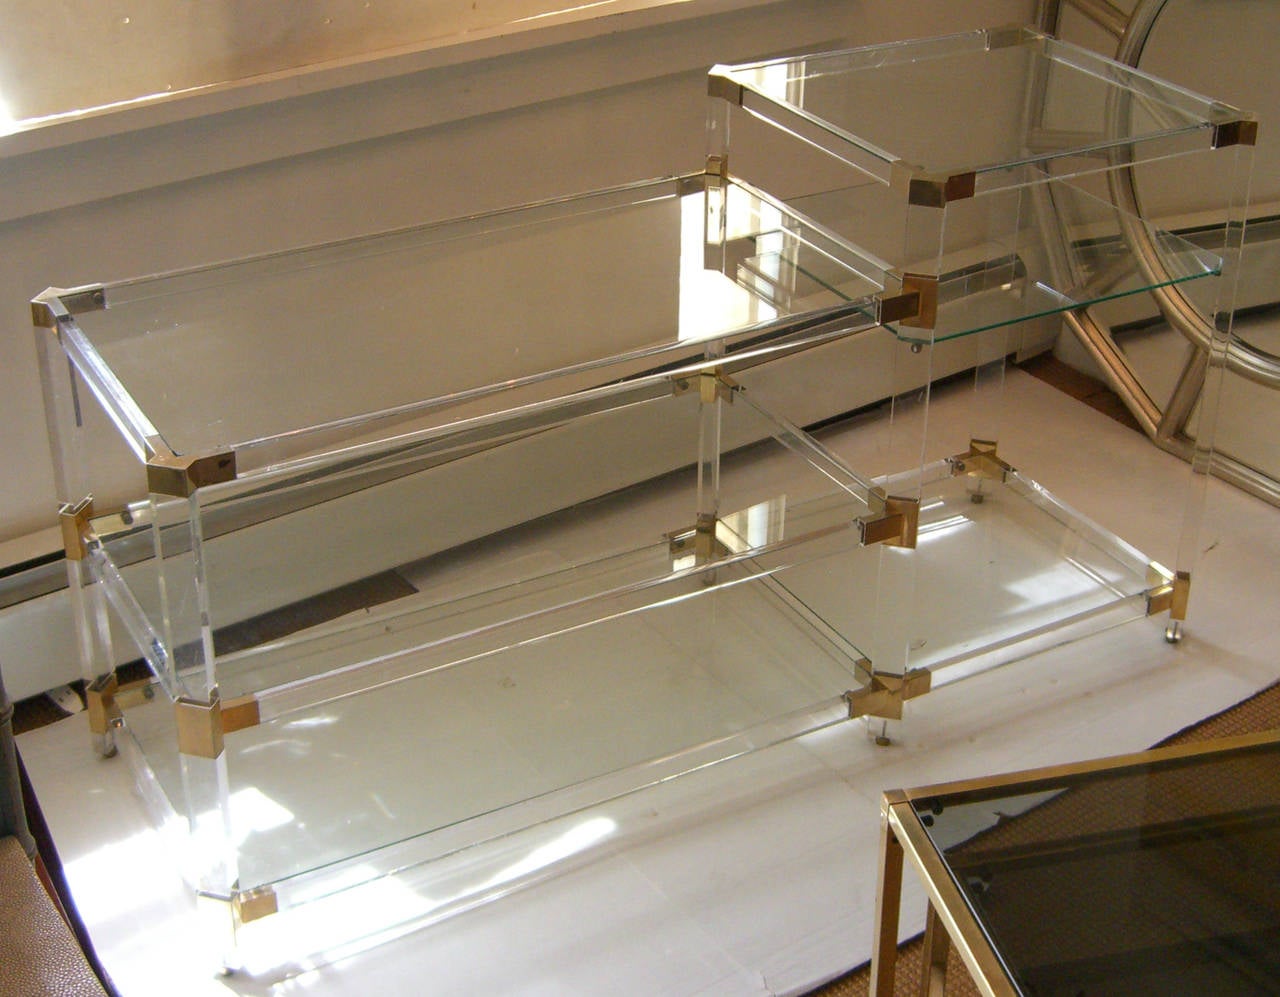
<box><xmin>1164</xmin><ymin>620</ymin><xmax>1183</xmax><ymax>644</ymax></box>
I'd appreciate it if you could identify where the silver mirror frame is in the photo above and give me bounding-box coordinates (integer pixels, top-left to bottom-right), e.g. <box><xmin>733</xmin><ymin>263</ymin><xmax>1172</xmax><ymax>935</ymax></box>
<box><xmin>1039</xmin><ymin>0</ymin><xmax>1280</xmax><ymax>504</ymax></box>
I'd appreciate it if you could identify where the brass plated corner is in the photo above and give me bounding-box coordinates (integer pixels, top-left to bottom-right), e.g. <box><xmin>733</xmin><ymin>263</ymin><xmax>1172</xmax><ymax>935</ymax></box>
<box><xmin>878</xmin><ymin>273</ymin><xmax>938</xmax><ymax>330</ymax></box>
<box><xmin>667</xmin><ymin>513</ymin><xmax>731</xmax><ymax>566</ymax></box>
<box><xmin>859</xmin><ymin>493</ymin><xmax>920</xmax><ymax>549</ymax></box>
<box><xmin>175</xmin><ymin>693</ymin><xmax>261</xmax><ymax>759</ymax></box>
<box><xmin>702</xmin><ymin>370</ymin><xmax>736</xmax><ymax>404</ymax></box>
<box><xmin>899</xmin><ymin>273</ymin><xmax>938</xmax><ymax>329</ymax></box>
<box><xmin>1147</xmin><ymin>568</ymin><xmax>1191</xmax><ymax>621</ymax></box>
<box><xmin>672</xmin><ymin>370</ymin><xmax>736</xmax><ymax>404</ymax></box>
<box><xmin>59</xmin><ymin>496</ymin><xmax>95</xmax><ymax>561</ymax></box>
<box><xmin>846</xmin><ymin>668</ymin><xmax>932</xmax><ymax>721</ymax></box>
<box><xmin>705</xmin><ymin>153</ymin><xmax>729</xmax><ymax>187</ymax></box>
<box><xmin>86</xmin><ymin>673</ymin><xmax>121</xmax><ymax>737</ymax></box>
<box><xmin>892</xmin><ymin>165</ymin><xmax>976</xmax><ymax>208</ymax></box>
<box><xmin>877</xmin><ymin>289</ymin><xmax>922</xmax><ymax>327</ymax></box>
<box><xmin>707</xmin><ymin>71</ymin><xmax>744</xmax><ymax>106</ymax></box>
<box><xmin>1212</xmin><ymin>119</ymin><xmax>1258</xmax><ymax>149</ymax></box>
<box><xmin>31</xmin><ymin>284</ymin><xmax>106</xmax><ymax>328</ymax></box>
<box><xmin>146</xmin><ymin>442</ymin><xmax>237</xmax><ymax>497</ymax></box>
<box><xmin>233</xmin><ymin>886</ymin><xmax>279</xmax><ymax>926</ymax></box>
<box><xmin>176</xmin><ymin>696</ymin><xmax>225</xmax><ymax>759</ymax></box>
<box><xmin>949</xmin><ymin>439</ymin><xmax>1013</xmax><ymax>482</ymax></box>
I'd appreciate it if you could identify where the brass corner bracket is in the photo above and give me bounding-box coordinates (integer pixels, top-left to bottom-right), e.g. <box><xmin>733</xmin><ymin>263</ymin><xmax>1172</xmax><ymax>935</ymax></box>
<box><xmin>31</xmin><ymin>284</ymin><xmax>106</xmax><ymax>329</ymax></box>
<box><xmin>707</xmin><ymin>71</ymin><xmax>744</xmax><ymax>106</ymax></box>
<box><xmin>1146</xmin><ymin>567</ymin><xmax>1191</xmax><ymax>621</ymax></box>
<box><xmin>667</xmin><ymin>512</ymin><xmax>732</xmax><ymax>565</ymax></box>
<box><xmin>233</xmin><ymin>885</ymin><xmax>279</xmax><ymax>926</ymax></box>
<box><xmin>859</xmin><ymin>493</ymin><xmax>920</xmax><ymax>549</ymax></box>
<box><xmin>673</xmin><ymin>369</ymin><xmax>737</xmax><ymax>404</ymax></box>
<box><xmin>1212</xmin><ymin>119</ymin><xmax>1258</xmax><ymax>149</ymax></box>
<box><xmin>705</xmin><ymin>153</ymin><xmax>729</xmax><ymax>187</ymax></box>
<box><xmin>175</xmin><ymin>696</ymin><xmax>225</xmax><ymax>759</ymax></box>
<box><xmin>86</xmin><ymin>673</ymin><xmax>122</xmax><ymax>737</ymax></box>
<box><xmin>891</xmin><ymin>162</ymin><xmax>976</xmax><ymax>208</ymax></box>
<box><xmin>846</xmin><ymin>668</ymin><xmax>932</xmax><ymax>721</ymax></box>
<box><xmin>146</xmin><ymin>444</ymin><xmax>237</xmax><ymax>498</ymax></box>
<box><xmin>175</xmin><ymin>693</ymin><xmax>260</xmax><ymax>760</ymax></box>
<box><xmin>879</xmin><ymin>273</ymin><xmax>938</xmax><ymax>331</ymax></box>
<box><xmin>949</xmin><ymin>439</ymin><xmax>1013</xmax><ymax>482</ymax></box>
<box><xmin>59</xmin><ymin>495</ymin><xmax>95</xmax><ymax>561</ymax></box>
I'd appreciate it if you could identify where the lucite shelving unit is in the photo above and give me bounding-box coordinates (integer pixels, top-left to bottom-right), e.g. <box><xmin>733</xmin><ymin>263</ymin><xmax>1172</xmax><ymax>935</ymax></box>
<box><xmin>34</xmin><ymin>175</ymin><xmax>902</xmax><ymax>969</ymax></box>
<box><xmin>32</xmin><ymin>26</ymin><xmax>1252</xmax><ymax>974</ymax></box>
<box><xmin>708</xmin><ymin>23</ymin><xmax>1254</xmax><ymax>681</ymax></box>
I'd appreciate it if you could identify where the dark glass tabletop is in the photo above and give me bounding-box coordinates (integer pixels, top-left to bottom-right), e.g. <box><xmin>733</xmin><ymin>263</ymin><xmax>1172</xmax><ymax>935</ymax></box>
<box><xmin>911</xmin><ymin>736</ymin><xmax>1280</xmax><ymax>996</ymax></box>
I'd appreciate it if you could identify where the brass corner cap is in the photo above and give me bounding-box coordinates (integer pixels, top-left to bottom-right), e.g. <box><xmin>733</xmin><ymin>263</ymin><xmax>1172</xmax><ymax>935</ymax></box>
<box><xmin>31</xmin><ymin>298</ymin><xmax>64</xmax><ymax>329</ymax></box>
<box><xmin>233</xmin><ymin>886</ymin><xmax>278</xmax><ymax>925</ymax></box>
<box><xmin>986</xmin><ymin>24</ymin><xmax>1040</xmax><ymax>51</ymax></box>
<box><xmin>175</xmin><ymin>695</ymin><xmax>225</xmax><ymax>759</ymax></box>
<box><xmin>32</xmin><ymin>285</ymin><xmax>105</xmax><ymax>327</ymax></box>
<box><xmin>1212</xmin><ymin>118</ymin><xmax>1259</xmax><ymax>149</ymax></box>
<box><xmin>147</xmin><ymin>450</ymin><xmax>237</xmax><ymax>497</ymax></box>
<box><xmin>59</xmin><ymin>495</ymin><xmax>95</xmax><ymax>560</ymax></box>
<box><xmin>907</xmin><ymin>172</ymin><xmax>976</xmax><ymax>208</ymax></box>
<box><xmin>859</xmin><ymin>494</ymin><xmax>920</xmax><ymax>549</ymax></box>
<box><xmin>707</xmin><ymin>71</ymin><xmax>744</xmax><ymax>105</ymax></box>
<box><xmin>899</xmin><ymin>273</ymin><xmax>938</xmax><ymax>330</ymax></box>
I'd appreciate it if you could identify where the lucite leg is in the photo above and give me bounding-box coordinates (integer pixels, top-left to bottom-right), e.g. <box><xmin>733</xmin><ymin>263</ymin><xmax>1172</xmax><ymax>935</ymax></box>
<box><xmin>696</xmin><ymin>371</ymin><xmax>723</xmax><ymax>573</ymax></box>
<box><xmin>64</xmin><ymin>511</ymin><xmax>122</xmax><ymax>758</ymax></box>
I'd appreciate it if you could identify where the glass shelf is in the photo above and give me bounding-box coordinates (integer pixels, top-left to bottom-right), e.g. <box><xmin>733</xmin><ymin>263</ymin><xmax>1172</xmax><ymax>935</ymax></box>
<box><xmin>708</xmin><ymin>26</ymin><xmax>1251</xmax><ymax>345</ymax></box>
<box><xmin>788</xmin><ymin>180</ymin><xmax>1223</xmax><ymax>345</ymax></box>
<box><xmin>41</xmin><ymin>175</ymin><xmax>882</xmax><ymax>479</ymax></box>
<box><xmin>710</xmin><ymin>26</ymin><xmax>1245</xmax><ymax>186</ymax></box>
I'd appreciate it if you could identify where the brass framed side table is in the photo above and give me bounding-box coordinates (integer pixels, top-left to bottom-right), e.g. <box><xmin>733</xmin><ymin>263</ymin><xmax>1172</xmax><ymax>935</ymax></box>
<box><xmin>872</xmin><ymin>730</ymin><xmax>1280</xmax><ymax>995</ymax></box>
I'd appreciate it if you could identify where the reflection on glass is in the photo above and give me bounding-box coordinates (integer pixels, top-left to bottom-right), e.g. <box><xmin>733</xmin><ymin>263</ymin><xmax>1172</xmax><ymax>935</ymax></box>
<box><xmin>913</xmin><ymin>739</ymin><xmax>1280</xmax><ymax>995</ymax></box>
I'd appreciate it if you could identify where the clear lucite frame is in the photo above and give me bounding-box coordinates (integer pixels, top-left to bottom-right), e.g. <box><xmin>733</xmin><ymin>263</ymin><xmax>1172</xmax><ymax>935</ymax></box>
<box><xmin>708</xmin><ymin>24</ymin><xmax>1254</xmax><ymax>677</ymax></box>
<box><xmin>35</xmin><ymin>174</ymin><xmax>905</xmax><ymax>969</ymax></box>
<box><xmin>31</xmin><ymin>26</ymin><xmax>1255</xmax><ymax>975</ymax></box>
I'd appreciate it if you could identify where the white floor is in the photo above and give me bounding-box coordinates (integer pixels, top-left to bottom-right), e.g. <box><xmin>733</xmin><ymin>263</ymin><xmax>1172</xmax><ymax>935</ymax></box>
<box><xmin>17</xmin><ymin>368</ymin><xmax>1280</xmax><ymax>996</ymax></box>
